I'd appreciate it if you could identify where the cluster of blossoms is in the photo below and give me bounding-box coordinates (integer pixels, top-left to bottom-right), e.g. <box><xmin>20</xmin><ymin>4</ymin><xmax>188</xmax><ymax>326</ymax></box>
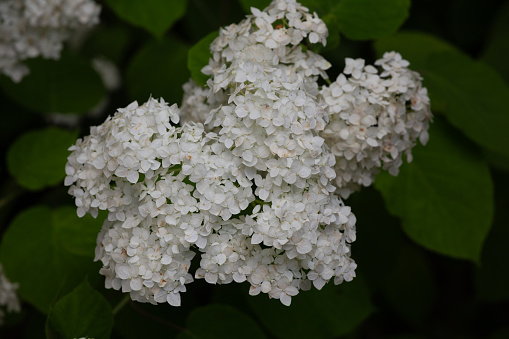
<box><xmin>0</xmin><ymin>264</ymin><xmax>21</xmax><ymax>325</ymax></box>
<box><xmin>66</xmin><ymin>0</ymin><xmax>430</xmax><ymax>306</ymax></box>
<box><xmin>0</xmin><ymin>0</ymin><xmax>101</xmax><ymax>82</ymax></box>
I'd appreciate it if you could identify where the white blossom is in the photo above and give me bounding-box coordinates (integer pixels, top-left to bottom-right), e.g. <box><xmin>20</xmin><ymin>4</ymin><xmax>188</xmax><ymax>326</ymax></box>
<box><xmin>66</xmin><ymin>0</ymin><xmax>431</xmax><ymax>307</ymax></box>
<box><xmin>0</xmin><ymin>263</ymin><xmax>21</xmax><ymax>325</ymax></box>
<box><xmin>0</xmin><ymin>0</ymin><xmax>101</xmax><ymax>82</ymax></box>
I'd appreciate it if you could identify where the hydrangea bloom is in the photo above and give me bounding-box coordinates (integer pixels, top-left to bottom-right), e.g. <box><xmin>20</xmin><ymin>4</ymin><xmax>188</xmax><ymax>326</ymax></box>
<box><xmin>0</xmin><ymin>264</ymin><xmax>21</xmax><ymax>325</ymax></box>
<box><xmin>320</xmin><ymin>53</ymin><xmax>431</xmax><ymax>198</ymax></box>
<box><xmin>66</xmin><ymin>0</ymin><xmax>430</xmax><ymax>306</ymax></box>
<box><xmin>0</xmin><ymin>0</ymin><xmax>101</xmax><ymax>82</ymax></box>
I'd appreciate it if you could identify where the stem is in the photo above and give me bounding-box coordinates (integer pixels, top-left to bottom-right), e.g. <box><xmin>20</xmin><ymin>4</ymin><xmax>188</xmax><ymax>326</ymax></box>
<box><xmin>112</xmin><ymin>294</ymin><xmax>130</xmax><ymax>315</ymax></box>
<box><xmin>324</xmin><ymin>77</ymin><xmax>332</xmax><ymax>85</ymax></box>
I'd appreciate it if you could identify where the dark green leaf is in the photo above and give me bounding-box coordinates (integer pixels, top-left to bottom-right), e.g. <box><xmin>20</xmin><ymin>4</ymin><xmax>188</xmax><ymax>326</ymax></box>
<box><xmin>248</xmin><ymin>278</ymin><xmax>374</xmax><ymax>339</ymax></box>
<box><xmin>423</xmin><ymin>51</ymin><xmax>509</xmax><ymax>157</ymax></box>
<box><xmin>105</xmin><ymin>0</ymin><xmax>187</xmax><ymax>38</ymax></box>
<box><xmin>348</xmin><ymin>187</ymin><xmax>404</xmax><ymax>292</ymax></box>
<box><xmin>48</xmin><ymin>280</ymin><xmax>113</xmax><ymax>339</ymax></box>
<box><xmin>336</xmin><ymin>0</ymin><xmax>410</xmax><ymax>40</ymax></box>
<box><xmin>0</xmin><ymin>206</ymin><xmax>104</xmax><ymax>313</ymax></box>
<box><xmin>7</xmin><ymin>127</ymin><xmax>77</xmax><ymax>191</ymax></box>
<box><xmin>188</xmin><ymin>31</ymin><xmax>218</xmax><ymax>86</ymax></box>
<box><xmin>53</xmin><ymin>207</ymin><xmax>105</xmax><ymax>258</ymax></box>
<box><xmin>375</xmin><ymin>118</ymin><xmax>494</xmax><ymax>263</ymax></box>
<box><xmin>181</xmin><ymin>304</ymin><xmax>266</xmax><ymax>339</ymax></box>
<box><xmin>374</xmin><ymin>31</ymin><xmax>458</xmax><ymax>70</ymax></box>
<box><xmin>382</xmin><ymin>245</ymin><xmax>436</xmax><ymax>326</ymax></box>
<box><xmin>81</xmin><ymin>24</ymin><xmax>132</xmax><ymax>64</ymax></box>
<box><xmin>481</xmin><ymin>2</ymin><xmax>509</xmax><ymax>84</ymax></box>
<box><xmin>0</xmin><ymin>53</ymin><xmax>106</xmax><ymax>114</ymax></box>
<box><xmin>475</xmin><ymin>172</ymin><xmax>509</xmax><ymax>301</ymax></box>
<box><xmin>127</xmin><ymin>38</ymin><xmax>190</xmax><ymax>105</ymax></box>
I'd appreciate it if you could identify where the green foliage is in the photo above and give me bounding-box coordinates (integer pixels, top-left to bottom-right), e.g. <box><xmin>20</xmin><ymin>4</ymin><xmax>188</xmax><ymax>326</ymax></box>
<box><xmin>188</xmin><ymin>31</ymin><xmax>219</xmax><ymax>86</ymax></box>
<box><xmin>7</xmin><ymin>127</ymin><xmax>77</xmax><ymax>191</ymax></box>
<box><xmin>374</xmin><ymin>31</ymin><xmax>458</xmax><ymax>70</ymax></box>
<box><xmin>375</xmin><ymin>119</ymin><xmax>494</xmax><ymax>263</ymax></box>
<box><xmin>335</xmin><ymin>0</ymin><xmax>410</xmax><ymax>40</ymax></box>
<box><xmin>381</xmin><ymin>245</ymin><xmax>436</xmax><ymax>326</ymax></box>
<box><xmin>0</xmin><ymin>53</ymin><xmax>105</xmax><ymax>114</ymax></box>
<box><xmin>481</xmin><ymin>2</ymin><xmax>509</xmax><ymax>84</ymax></box>
<box><xmin>127</xmin><ymin>38</ymin><xmax>190</xmax><ymax>105</ymax></box>
<box><xmin>47</xmin><ymin>280</ymin><xmax>113</xmax><ymax>339</ymax></box>
<box><xmin>0</xmin><ymin>206</ymin><xmax>104</xmax><ymax>313</ymax></box>
<box><xmin>105</xmin><ymin>0</ymin><xmax>187</xmax><ymax>38</ymax></box>
<box><xmin>424</xmin><ymin>52</ymin><xmax>509</xmax><ymax>158</ymax></box>
<box><xmin>248</xmin><ymin>279</ymin><xmax>374</xmax><ymax>339</ymax></box>
<box><xmin>53</xmin><ymin>207</ymin><xmax>105</xmax><ymax>258</ymax></box>
<box><xmin>178</xmin><ymin>304</ymin><xmax>266</xmax><ymax>339</ymax></box>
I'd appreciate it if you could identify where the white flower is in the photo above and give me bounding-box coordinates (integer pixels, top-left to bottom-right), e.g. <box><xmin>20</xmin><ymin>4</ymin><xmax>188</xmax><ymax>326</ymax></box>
<box><xmin>0</xmin><ymin>263</ymin><xmax>21</xmax><ymax>325</ymax></box>
<box><xmin>0</xmin><ymin>0</ymin><xmax>101</xmax><ymax>82</ymax></box>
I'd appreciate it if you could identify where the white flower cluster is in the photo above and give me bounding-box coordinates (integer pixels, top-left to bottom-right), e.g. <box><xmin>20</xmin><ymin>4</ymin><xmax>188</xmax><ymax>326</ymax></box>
<box><xmin>66</xmin><ymin>0</ymin><xmax>430</xmax><ymax>306</ymax></box>
<box><xmin>320</xmin><ymin>53</ymin><xmax>431</xmax><ymax>198</ymax></box>
<box><xmin>0</xmin><ymin>0</ymin><xmax>101</xmax><ymax>82</ymax></box>
<box><xmin>0</xmin><ymin>264</ymin><xmax>21</xmax><ymax>325</ymax></box>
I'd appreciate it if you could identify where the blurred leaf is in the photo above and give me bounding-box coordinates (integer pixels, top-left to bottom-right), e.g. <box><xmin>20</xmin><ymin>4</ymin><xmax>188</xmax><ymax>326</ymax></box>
<box><xmin>7</xmin><ymin>127</ymin><xmax>77</xmax><ymax>191</ymax></box>
<box><xmin>188</xmin><ymin>31</ymin><xmax>218</xmax><ymax>86</ymax></box>
<box><xmin>0</xmin><ymin>53</ymin><xmax>106</xmax><ymax>114</ymax></box>
<box><xmin>336</xmin><ymin>0</ymin><xmax>410</xmax><ymax>40</ymax></box>
<box><xmin>475</xmin><ymin>172</ymin><xmax>509</xmax><ymax>302</ymax></box>
<box><xmin>374</xmin><ymin>31</ymin><xmax>458</xmax><ymax>70</ymax></box>
<box><xmin>48</xmin><ymin>280</ymin><xmax>113</xmax><ymax>339</ymax></box>
<box><xmin>127</xmin><ymin>38</ymin><xmax>189</xmax><ymax>105</ymax></box>
<box><xmin>82</xmin><ymin>24</ymin><xmax>132</xmax><ymax>64</ymax></box>
<box><xmin>248</xmin><ymin>278</ymin><xmax>374</xmax><ymax>339</ymax></box>
<box><xmin>105</xmin><ymin>0</ymin><xmax>187</xmax><ymax>38</ymax></box>
<box><xmin>53</xmin><ymin>207</ymin><xmax>105</xmax><ymax>258</ymax></box>
<box><xmin>239</xmin><ymin>0</ymin><xmax>271</xmax><ymax>12</ymax></box>
<box><xmin>483</xmin><ymin>149</ymin><xmax>509</xmax><ymax>172</ymax></box>
<box><xmin>0</xmin><ymin>206</ymin><xmax>104</xmax><ymax>313</ymax></box>
<box><xmin>348</xmin><ymin>187</ymin><xmax>404</xmax><ymax>292</ymax></box>
<box><xmin>423</xmin><ymin>51</ymin><xmax>509</xmax><ymax>158</ymax></box>
<box><xmin>382</xmin><ymin>244</ymin><xmax>436</xmax><ymax>326</ymax></box>
<box><xmin>178</xmin><ymin>304</ymin><xmax>266</xmax><ymax>339</ymax></box>
<box><xmin>481</xmin><ymin>1</ymin><xmax>509</xmax><ymax>84</ymax></box>
<box><xmin>375</xmin><ymin>118</ymin><xmax>493</xmax><ymax>263</ymax></box>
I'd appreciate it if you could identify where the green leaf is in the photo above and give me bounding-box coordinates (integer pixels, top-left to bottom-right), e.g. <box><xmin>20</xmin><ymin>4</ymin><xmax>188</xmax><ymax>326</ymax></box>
<box><xmin>0</xmin><ymin>53</ymin><xmax>106</xmax><ymax>114</ymax></box>
<box><xmin>248</xmin><ymin>278</ymin><xmax>374</xmax><ymax>339</ymax></box>
<box><xmin>348</xmin><ymin>187</ymin><xmax>404</xmax><ymax>292</ymax></box>
<box><xmin>336</xmin><ymin>0</ymin><xmax>410</xmax><ymax>40</ymax></box>
<box><xmin>382</xmin><ymin>245</ymin><xmax>436</xmax><ymax>326</ymax></box>
<box><xmin>105</xmin><ymin>0</ymin><xmax>187</xmax><ymax>38</ymax></box>
<box><xmin>423</xmin><ymin>51</ymin><xmax>509</xmax><ymax>158</ymax></box>
<box><xmin>475</xmin><ymin>172</ymin><xmax>509</xmax><ymax>302</ymax></box>
<box><xmin>188</xmin><ymin>31</ymin><xmax>218</xmax><ymax>86</ymax></box>
<box><xmin>374</xmin><ymin>31</ymin><xmax>459</xmax><ymax>70</ymax></box>
<box><xmin>375</xmin><ymin>118</ymin><xmax>494</xmax><ymax>263</ymax></box>
<box><xmin>180</xmin><ymin>304</ymin><xmax>266</xmax><ymax>339</ymax></box>
<box><xmin>53</xmin><ymin>207</ymin><xmax>105</xmax><ymax>258</ymax></box>
<box><xmin>7</xmin><ymin>127</ymin><xmax>77</xmax><ymax>191</ymax></box>
<box><xmin>127</xmin><ymin>38</ymin><xmax>190</xmax><ymax>105</ymax></box>
<box><xmin>48</xmin><ymin>280</ymin><xmax>113</xmax><ymax>339</ymax></box>
<box><xmin>481</xmin><ymin>2</ymin><xmax>509</xmax><ymax>84</ymax></box>
<box><xmin>0</xmin><ymin>206</ymin><xmax>104</xmax><ymax>313</ymax></box>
